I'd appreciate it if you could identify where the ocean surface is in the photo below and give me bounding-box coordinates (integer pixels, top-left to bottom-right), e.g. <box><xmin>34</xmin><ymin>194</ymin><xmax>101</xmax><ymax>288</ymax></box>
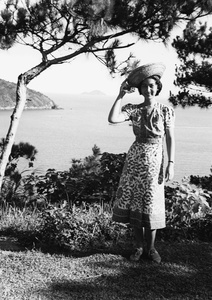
<box><xmin>0</xmin><ymin>93</ymin><xmax>212</xmax><ymax>182</ymax></box>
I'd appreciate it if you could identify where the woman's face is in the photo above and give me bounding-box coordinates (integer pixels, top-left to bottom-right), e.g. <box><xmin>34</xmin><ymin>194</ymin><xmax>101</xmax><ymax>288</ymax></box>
<box><xmin>139</xmin><ymin>78</ymin><xmax>158</xmax><ymax>100</ymax></box>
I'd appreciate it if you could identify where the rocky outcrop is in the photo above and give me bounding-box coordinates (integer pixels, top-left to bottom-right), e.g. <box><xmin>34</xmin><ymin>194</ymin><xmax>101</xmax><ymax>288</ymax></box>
<box><xmin>0</xmin><ymin>78</ymin><xmax>57</xmax><ymax>110</ymax></box>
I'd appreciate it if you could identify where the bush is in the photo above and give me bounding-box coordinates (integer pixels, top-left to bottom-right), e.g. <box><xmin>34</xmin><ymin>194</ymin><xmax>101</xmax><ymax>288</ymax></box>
<box><xmin>163</xmin><ymin>178</ymin><xmax>212</xmax><ymax>241</ymax></box>
<box><xmin>165</xmin><ymin>178</ymin><xmax>211</xmax><ymax>228</ymax></box>
<box><xmin>24</xmin><ymin>146</ymin><xmax>126</xmax><ymax>208</ymax></box>
<box><xmin>1</xmin><ymin>144</ymin><xmax>212</xmax><ymax>248</ymax></box>
<box><xmin>190</xmin><ymin>165</ymin><xmax>212</xmax><ymax>189</ymax></box>
<box><xmin>37</xmin><ymin>202</ymin><xmax>133</xmax><ymax>253</ymax></box>
<box><xmin>190</xmin><ymin>171</ymin><xmax>212</xmax><ymax>207</ymax></box>
<box><xmin>0</xmin><ymin>140</ymin><xmax>38</xmax><ymax>207</ymax></box>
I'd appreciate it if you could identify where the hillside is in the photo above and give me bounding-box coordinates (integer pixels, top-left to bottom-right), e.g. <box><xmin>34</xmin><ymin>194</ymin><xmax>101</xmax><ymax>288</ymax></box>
<box><xmin>0</xmin><ymin>78</ymin><xmax>56</xmax><ymax>110</ymax></box>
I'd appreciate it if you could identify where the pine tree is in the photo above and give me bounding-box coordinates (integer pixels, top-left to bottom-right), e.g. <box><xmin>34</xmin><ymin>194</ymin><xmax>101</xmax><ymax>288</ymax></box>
<box><xmin>170</xmin><ymin>20</ymin><xmax>212</xmax><ymax>108</ymax></box>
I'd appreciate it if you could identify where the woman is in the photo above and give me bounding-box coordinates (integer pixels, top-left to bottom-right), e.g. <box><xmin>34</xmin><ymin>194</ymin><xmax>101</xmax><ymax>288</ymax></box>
<box><xmin>108</xmin><ymin>62</ymin><xmax>175</xmax><ymax>263</ymax></box>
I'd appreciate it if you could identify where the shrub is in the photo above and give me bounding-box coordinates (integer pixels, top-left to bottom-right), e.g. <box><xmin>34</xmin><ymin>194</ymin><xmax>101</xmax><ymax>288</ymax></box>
<box><xmin>100</xmin><ymin>151</ymin><xmax>126</xmax><ymax>203</ymax></box>
<box><xmin>162</xmin><ymin>178</ymin><xmax>212</xmax><ymax>241</ymax></box>
<box><xmin>33</xmin><ymin>145</ymin><xmax>104</xmax><ymax>206</ymax></box>
<box><xmin>0</xmin><ymin>140</ymin><xmax>38</xmax><ymax>207</ymax></box>
<box><xmin>37</xmin><ymin>202</ymin><xmax>133</xmax><ymax>252</ymax></box>
<box><xmin>190</xmin><ymin>170</ymin><xmax>212</xmax><ymax>207</ymax></box>
<box><xmin>1</xmin><ymin>144</ymin><xmax>212</xmax><ymax>247</ymax></box>
<box><xmin>30</xmin><ymin>146</ymin><xmax>126</xmax><ymax>207</ymax></box>
<box><xmin>165</xmin><ymin>178</ymin><xmax>211</xmax><ymax>228</ymax></box>
<box><xmin>1</xmin><ymin>144</ymin><xmax>127</xmax><ymax>208</ymax></box>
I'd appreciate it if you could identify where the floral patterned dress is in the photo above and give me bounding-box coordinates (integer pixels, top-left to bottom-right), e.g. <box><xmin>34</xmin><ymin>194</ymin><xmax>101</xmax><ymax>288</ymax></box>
<box><xmin>112</xmin><ymin>102</ymin><xmax>175</xmax><ymax>229</ymax></box>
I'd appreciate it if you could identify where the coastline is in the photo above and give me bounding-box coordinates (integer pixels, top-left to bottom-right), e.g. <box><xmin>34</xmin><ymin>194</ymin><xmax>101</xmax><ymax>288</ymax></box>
<box><xmin>0</xmin><ymin>104</ymin><xmax>61</xmax><ymax>111</ymax></box>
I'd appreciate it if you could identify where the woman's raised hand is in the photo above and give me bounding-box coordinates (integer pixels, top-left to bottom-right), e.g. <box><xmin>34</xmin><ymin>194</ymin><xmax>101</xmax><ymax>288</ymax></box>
<box><xmin>118</xmin><ymin>80</ymin><xmax>135</xmax><ymax>98</ymax></box>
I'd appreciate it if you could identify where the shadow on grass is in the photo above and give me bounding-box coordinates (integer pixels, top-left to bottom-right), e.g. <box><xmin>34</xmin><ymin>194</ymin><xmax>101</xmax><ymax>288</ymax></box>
<box><xmin>0</xmin><ymin>235</ymin><xmax>26</xmax><ymax>251</ymax></box>
<box><xmin>36</xmin><ymin>241</ymin><xmax>212</xmax><ymax>300</ymax></box>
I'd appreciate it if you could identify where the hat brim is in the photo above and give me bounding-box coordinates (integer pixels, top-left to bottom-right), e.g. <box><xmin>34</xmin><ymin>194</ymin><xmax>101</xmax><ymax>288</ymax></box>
<box><xmin>127</xmin><ymin>63</ymin><xmax>166</xmax><ymax>88</ymax></box>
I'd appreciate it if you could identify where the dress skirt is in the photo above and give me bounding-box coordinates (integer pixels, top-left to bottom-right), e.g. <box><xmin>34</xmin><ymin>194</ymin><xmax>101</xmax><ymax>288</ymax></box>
<box><xmin>112</xmin><ymin>140</ymin><xmax>165</xmax><ymax>229</ymax></box>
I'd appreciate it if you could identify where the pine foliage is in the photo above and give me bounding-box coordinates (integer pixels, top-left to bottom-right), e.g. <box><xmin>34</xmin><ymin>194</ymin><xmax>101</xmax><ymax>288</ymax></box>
<box><xmin>0</xmin><ymin>0</ymin><xmax>212</xmax><ymax>75</ymax></box>
<box><xmin>170</xmin><ymin>20</ymin><xmax>212</xmax><ymax>108</ymax></box>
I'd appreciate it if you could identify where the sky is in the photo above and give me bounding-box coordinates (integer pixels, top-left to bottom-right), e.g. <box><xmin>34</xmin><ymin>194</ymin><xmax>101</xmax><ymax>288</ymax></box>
<box><xmin>0</xmin><ymin>25</ymin><xmax>183</xmax><ymax>97</ymax></box>
<box><xmin>0</xmin><ymin>2</ymin><xmax>212</xmax><ymax>98</ymax></box>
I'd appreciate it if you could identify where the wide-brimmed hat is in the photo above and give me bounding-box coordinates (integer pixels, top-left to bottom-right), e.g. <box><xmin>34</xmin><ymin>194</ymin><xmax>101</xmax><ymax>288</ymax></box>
<box><xmin>126</xmin><ymin>62</ymin><xmax>166</xmax><ymax>88</ymax></box>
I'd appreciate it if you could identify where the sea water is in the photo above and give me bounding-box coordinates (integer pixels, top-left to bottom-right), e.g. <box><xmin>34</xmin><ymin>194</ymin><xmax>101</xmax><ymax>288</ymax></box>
<box><xmin>0</xmin><ymin>93</ymin><xmax>211</xmax><ymax>182</ymax></box>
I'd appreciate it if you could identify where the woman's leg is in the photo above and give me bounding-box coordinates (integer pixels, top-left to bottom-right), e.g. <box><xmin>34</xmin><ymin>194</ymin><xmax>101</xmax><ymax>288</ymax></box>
<box><xmin>130</xmin><ymin>226</ymin><xmax>144</xmax><ymax>261</ymax></box>
<box><xmin>145</xmin><ymin>228</ymin><xmax>157</xmax><ymax>251</ymax></box>
<box><xmin>145</xmin><ymin>229</ymin><xmax>161</xmax><ymax>263</ymax></box>
<box><xmin>134</xmin><ymin>226</ymin><xmax>144</xmax><ymax>248</ymax></box>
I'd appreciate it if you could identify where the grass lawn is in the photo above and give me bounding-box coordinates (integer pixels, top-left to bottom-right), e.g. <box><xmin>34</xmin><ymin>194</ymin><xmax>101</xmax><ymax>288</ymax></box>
<box><xmin>0</xmin><ymin>240</ymin><xmax>211</xmax><ymax>300</ymax></box>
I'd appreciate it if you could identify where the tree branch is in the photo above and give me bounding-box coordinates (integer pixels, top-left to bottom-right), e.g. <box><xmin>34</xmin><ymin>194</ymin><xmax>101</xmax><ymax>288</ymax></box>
<box><xmin>87</xmin><ymin>42</ymin><xmax>135</xmax><ymax>53</ymax></box>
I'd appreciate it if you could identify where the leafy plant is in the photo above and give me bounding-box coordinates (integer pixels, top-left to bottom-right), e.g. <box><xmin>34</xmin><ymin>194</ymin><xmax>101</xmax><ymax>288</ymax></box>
<box><xmin>0</xmin><ymin>139</ymin><xmax>37</xmax><ymax>205</ymax></box>
<box><xmin>31</xmin><ymin>146</ymin><xmax>126</xmax><ymax>207</ymax></box>
<box><xmin>1</xmin><ymin>143</ymin><xmax>212</xmax><ymax>247</ymax></box>
<box><xmin>165</xmin><ymin>177</ymin><xmax>211</xmax><ymax>229</ymax></box>
<box><xmin>100</xmin><ymin>152</ymin><xmax>126</xmax><ymax>204</ymax></box>
<box><xmin>34</xmin><ymin>145</ymin><xmax>103</xmax><ymax>205</ymax></box>
<box><xmin>38</xmin><ymin>202</ymin><xmax>132</xmax><ymax>252</ymax></box>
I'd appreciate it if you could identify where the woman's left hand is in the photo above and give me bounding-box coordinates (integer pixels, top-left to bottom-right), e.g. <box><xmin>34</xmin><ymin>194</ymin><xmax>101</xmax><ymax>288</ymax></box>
<box><xmin>165</xmin><ymin>163</ymin><xmax>174</xmax><ymax>181</ymax></box>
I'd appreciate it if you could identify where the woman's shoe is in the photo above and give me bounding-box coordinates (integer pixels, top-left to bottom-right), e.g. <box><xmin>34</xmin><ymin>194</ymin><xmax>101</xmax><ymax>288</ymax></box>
<box><xmin>148</xmin><ymin>248</ymin><xmax>161</xmax><ymax>263</ymax></box>
<box><xmin>130</xmin><ymin>247</ymin><xmax>143</xmax><ymax>262</ymax></box>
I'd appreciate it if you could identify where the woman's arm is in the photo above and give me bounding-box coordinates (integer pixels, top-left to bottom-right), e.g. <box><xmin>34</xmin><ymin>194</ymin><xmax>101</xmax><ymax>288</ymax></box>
<box><xmin>108</xmin><ymin>81</ymin><xmax>129</xmax><ymax>124</ymax></box>
<box><xmin>165</xmin><ymin>126</ymin><xmax>175</xmax><ymax>181</ymax></box>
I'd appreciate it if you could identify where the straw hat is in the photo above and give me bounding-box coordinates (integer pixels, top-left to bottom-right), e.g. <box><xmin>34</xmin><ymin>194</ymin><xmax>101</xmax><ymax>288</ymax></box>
<box><xmin>127</xmin><ymin>62</ymin><xmax>166</xmax><ymax>88</ymax></box>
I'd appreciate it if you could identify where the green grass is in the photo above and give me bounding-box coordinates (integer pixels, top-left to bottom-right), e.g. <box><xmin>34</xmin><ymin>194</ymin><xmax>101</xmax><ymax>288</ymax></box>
<box><xmin>0</xmin><ymin>205</ymin><xmax>211</xmax><ymax>299</ymax></box>
<box><xmin>0</xmin><ymin>241</ymin><xmax>211</xmax><ymax>300</ymax></box>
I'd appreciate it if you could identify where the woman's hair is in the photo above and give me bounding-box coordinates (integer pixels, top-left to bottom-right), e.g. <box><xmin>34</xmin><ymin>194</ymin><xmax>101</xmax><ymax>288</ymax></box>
<box><xmin>137</xmin><ymin>76</ymin><xmax>162</xmax><ymax>96</ymax></box>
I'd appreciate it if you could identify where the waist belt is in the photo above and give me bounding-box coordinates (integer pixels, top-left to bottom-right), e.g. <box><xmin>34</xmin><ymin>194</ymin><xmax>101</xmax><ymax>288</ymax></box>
<box><xmin>135</xmin><ymin>137</ymin><xmax>163</xmax><ymax>144</ymax></box>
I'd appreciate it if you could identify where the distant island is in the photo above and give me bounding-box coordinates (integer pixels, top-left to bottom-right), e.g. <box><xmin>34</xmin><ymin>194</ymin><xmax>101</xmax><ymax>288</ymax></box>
<box><xmin>0</xmin><ymin>78</ymin><xmax>57</xmax><ymax>110</ymax></box>
<box><xmin>81</xmin><ymin>90</ymin><xmax>107</xmax><ymax>96</ymax></box>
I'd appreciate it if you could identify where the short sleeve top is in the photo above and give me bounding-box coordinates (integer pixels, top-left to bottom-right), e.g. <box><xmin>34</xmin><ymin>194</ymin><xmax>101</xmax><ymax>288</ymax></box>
<box><xmin>122</xmin><ymin>102</ymin><xmax>175</xmax><ymax>139</ymax></box>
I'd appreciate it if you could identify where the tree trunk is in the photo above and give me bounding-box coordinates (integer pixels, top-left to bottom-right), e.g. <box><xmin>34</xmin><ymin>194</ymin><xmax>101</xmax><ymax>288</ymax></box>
<box><xmin>0</xmin><ymin>74</ymin><xmax>27</xmax><ymax>192</ymax></box>
<box><xmin>0</xmin><ymin>62</ymin><xmax>49</xmax><ymax>194</ymax></box>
